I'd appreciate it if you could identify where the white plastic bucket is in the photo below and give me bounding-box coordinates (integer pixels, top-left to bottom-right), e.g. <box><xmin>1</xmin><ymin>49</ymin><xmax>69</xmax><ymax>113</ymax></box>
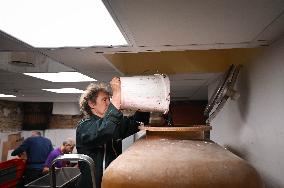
<box><xmin>120</xmin><ymin>74</ymin><xmax>170</xmax><ymax>113</ymax></box>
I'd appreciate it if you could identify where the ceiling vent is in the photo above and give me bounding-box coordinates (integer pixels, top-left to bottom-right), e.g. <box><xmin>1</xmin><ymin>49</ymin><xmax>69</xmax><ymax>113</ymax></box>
<box><xmin>8</xmin><ymin>60</ymin><xmax>35</xmax><ymax>67</ymax></box>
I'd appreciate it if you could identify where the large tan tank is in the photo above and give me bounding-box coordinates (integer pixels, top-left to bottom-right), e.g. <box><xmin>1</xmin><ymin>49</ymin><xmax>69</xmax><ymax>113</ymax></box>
<box><xmin>102</xmin><ymin>126</ymin><xmax>264</xmax><ymax>188</ymax></box>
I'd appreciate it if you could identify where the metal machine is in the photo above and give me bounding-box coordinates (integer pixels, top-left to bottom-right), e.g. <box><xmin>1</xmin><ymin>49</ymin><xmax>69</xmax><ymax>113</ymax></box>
<box><xmin>25</xmin><ymin>154</ymin><xmax>95</xmax><ymax>188</ymax></box>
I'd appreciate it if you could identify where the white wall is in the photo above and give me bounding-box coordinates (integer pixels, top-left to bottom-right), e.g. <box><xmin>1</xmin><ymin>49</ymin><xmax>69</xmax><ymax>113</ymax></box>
<box><xmin>44</xmin><ymin>129</ymin><xmax>77</xmax><ymax>153</ymax></box>
<box><xmin>52</xmin><ymin>102</ymin><xmax>80</xmax><ymax>115</ymax></box>
<box><xmin>209</xmin><ymin>36</ymin><xmax>284</xmax><ymax>188</ymax></box>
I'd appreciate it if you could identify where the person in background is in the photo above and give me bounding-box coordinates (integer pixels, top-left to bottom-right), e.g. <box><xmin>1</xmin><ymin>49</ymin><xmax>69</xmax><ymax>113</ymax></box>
<box><xmin>11</xmin><ymin>131</ymin><xmax>53</xmax><ymax>185</ymax></box>
<box><xmin>76</xmin><ymin>77</ymin><xmax>150</xmax><ymax>188</ymax></box>
<box><xmin>42</xmin><ymin>138</ymin><xmax>75</xmax><ymax>173</ymax></box>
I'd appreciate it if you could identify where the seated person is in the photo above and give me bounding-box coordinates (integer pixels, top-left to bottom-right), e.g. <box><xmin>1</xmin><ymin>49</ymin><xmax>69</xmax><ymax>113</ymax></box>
<box><xmin>42</xmin><ymin>138</ymin><xmax>75</xmax><ymax>173</ymax></box>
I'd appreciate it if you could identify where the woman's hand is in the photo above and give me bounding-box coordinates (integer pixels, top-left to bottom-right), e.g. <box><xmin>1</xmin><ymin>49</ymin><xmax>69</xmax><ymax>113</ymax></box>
<box><xmin>110</xmin><ymin>77</ymin><xmax>121</xmax><ymax>110</ymax></box>
<box><xmin>42</xmin><ymin>167</ymin><xmax>49</xmax><ymax>174</ymax></box>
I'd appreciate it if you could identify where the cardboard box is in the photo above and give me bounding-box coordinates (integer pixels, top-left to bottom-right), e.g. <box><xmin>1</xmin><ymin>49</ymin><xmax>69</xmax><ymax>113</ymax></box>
<box><xmin>1</xmin><ymin>141</ymin><xmax>11</xmax><ymax>161</ymax></box>
<box><xmin>8</xmin><ymin>133</ymin><xmax>21</xmax><ymax>142</ymax></box>
<box><xmin>1</xmin><ymin>133</ymin><xmax>24</xmax><ymax>161</ymax></box>
<box><xmin>10</xmin><ymin>137</ymin><xmax>24</xmax><ymax>149</ymax></box>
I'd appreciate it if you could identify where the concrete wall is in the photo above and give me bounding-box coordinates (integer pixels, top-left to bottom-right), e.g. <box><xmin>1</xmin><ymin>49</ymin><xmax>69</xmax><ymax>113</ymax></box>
<box><xmin>0</xmin><ymin>101</ymin><xmax>22</xmax><ymax>132</ymax></box>
<box><xmin>49</xmin><ymin>114</ymin><xmax>81</xmax><ymax>129</ymax></box>
<box><xmin>209</xmin><ymin>36</ymin><xmax>284</xmax><ymax>188</ymax></box>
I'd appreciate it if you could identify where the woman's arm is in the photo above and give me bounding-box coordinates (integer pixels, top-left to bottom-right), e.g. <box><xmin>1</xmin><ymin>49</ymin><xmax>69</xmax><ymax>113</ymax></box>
<box><xmin>119</xmin><ymin>112</ymin><xmax>150</xmax><ymax>139</ymax></box>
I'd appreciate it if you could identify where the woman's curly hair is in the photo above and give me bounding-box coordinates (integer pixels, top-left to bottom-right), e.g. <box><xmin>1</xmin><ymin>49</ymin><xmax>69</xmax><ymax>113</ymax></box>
<box><xmin>79</xmin><ymin>83</ymin><xmax>111</xmax><ymax>117</ymax></box>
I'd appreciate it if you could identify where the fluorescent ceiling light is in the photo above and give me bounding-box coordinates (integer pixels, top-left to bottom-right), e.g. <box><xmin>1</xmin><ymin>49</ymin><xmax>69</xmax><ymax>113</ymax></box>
<box><xmin>0</xmin><ymin>94</ymin><xmax>16</xmax><ymax>97</ymax></box>
<box><xmin>24</xmin><ymin>72</ymin><xmax>96</xmax><ymax>82</ymax></box>
<box><xmin>43</xmin><ymin>88</ymin><xmax>84</xmax><ymax>93</ymax></box>
<box><xmin>0</xmin><ymin>0</ymin><xmax>127</xmax><ymax>47</ymax></box>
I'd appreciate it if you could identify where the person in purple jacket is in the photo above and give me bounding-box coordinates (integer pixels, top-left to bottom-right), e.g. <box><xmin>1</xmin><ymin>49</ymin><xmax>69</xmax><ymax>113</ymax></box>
<box><xmin>42</xmin><ymin>138</ymin><xmax>75</xmax><ymax>173</ymax></box>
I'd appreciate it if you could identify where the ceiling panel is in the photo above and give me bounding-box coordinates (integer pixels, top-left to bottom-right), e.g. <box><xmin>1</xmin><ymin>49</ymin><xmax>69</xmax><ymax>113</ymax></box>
<box><xmin>1</xmin><ymin>0</ymin><xmax>284</xmax><ymax>102</ymax></box>
<box><xmin>103</xmin><ymin>48</ymin><xmax>264</xmax><ymax>75</ymax></box>
<box><xmin>106</xmin><ymin>0</ymin><xmax>284</xmax><ymax>48</ymax></box>
<box><xmin>0</xmin><ymin>65</ymin><xmax>91</xmax><ymax>102</ymax></box>
<box><xmin>41</xmin><ymin>48</ymin><xmax>123</xmax><ymax>82</ymax></box>
<box><xmin>0</xmin><ymin>31</ymin><xmax>33</xmax><ymax>52</ymax></box>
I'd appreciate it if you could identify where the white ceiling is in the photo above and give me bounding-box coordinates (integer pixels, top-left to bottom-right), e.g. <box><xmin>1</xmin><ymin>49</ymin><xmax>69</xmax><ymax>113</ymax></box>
<box><xmin>0</xmin><ymin>0</ymin><xmax>284</xmax><ymax>102</ymax></box>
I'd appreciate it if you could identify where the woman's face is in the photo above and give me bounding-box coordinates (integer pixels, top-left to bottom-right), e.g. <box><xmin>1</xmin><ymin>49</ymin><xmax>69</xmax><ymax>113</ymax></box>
<box><xmin>63</xmin><ymin>144</ymin><xmax>74</xmax><ymax>154</ymax></box>
<box><xmin>89</xmin><ymin>91</ymin><xmax>110</xmax><ymax>118</ymax></box>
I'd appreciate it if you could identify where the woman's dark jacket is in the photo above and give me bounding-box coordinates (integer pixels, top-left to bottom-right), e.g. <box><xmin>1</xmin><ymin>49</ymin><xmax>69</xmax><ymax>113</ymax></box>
<box><xmin>76</xmin><ymin>103</ymin><xmax>149</xmax><ymax>188</ymax></box>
